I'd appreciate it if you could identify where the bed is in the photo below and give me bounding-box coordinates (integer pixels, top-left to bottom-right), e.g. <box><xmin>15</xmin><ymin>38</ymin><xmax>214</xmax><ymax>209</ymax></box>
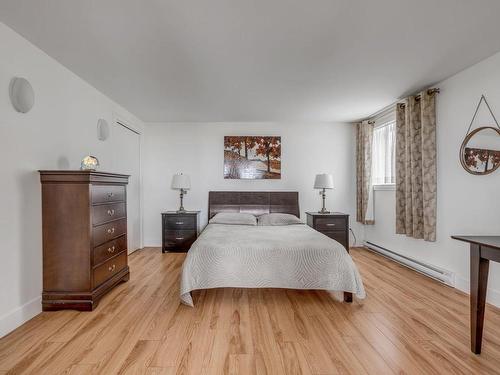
<box><xmin>180</xmin><ymin>191</ymin><xmax>365</xmax><ymax>306</ymax></box>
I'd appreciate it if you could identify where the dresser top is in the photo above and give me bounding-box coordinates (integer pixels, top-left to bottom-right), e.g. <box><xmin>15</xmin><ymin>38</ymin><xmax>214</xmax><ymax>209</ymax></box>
<box><xmin>39</xmin><ymin>170</ymin><xmax>129</xmax><ymax>183</ymax></box>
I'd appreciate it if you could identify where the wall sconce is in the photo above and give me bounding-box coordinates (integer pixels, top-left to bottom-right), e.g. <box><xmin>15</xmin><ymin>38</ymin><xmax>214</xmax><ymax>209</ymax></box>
<box><xmin>9</xmin><ymin>77</ymin><xmax>35</xmax><ymax>113</ymax></box>
<box><xmin>97</xmin><ymin>119</ymin><xmax>110</xmax><ymax>141</ymax></box>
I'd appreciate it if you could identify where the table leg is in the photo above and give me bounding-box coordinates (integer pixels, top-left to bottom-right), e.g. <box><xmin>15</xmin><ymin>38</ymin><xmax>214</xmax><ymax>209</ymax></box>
<box><xmin>470</xmin><ymin>244</ymin><xmax>489</xmax><ymax>354</ymax></box>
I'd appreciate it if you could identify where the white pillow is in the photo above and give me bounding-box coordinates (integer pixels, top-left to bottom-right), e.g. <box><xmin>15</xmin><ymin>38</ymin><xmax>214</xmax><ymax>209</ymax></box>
<box><xmin>257</xmin><ymin>213</ymin><xmax>302</xmax><ymax>226</ymax></box>
<box><xmin>209</xmin><ymin>212</ymin><xmax>257</xmax><ymax>225</ymax></box>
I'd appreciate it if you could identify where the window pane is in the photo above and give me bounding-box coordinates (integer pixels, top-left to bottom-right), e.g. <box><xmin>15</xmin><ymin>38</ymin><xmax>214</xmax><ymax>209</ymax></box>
<box><xmin>372</xmin><ymin>121</ymin><xmax>395</xmax><ymax>185</ymax></box>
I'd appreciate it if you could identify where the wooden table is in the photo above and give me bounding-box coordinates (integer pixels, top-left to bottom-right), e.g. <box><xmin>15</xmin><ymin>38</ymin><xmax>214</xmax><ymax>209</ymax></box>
<box><xmin>451</xmin><ymin>235</ymin><xmax>500</xmax><ymax>354</ymax></box>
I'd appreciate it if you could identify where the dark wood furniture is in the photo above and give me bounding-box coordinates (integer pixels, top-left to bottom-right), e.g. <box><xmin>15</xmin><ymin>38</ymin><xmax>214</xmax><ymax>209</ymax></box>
<box><xmin>306</xmin><ymin>212</ymin><xmax>350</xmax><ymax>252</ymax></box>
<box><xmin>207</xmin><ymin>191</ymin><xmax>352</xmax><ymax>303</ymax></box>
<box><xmin>307</xmin><ymin>211</ymin><xmax>351</xmax><ymax>302</ymax></box>
<box><xmin>162</xmin><ymin>211</ymin><xmax>200</xmax><ymax>252</ymax></box>
<box><xmin>451</xmin><ymin>235</ymin><xmax>500</xmax><ymax>354</ymax></box>
<box><xmin>39</xmin><ymin>171</ymin><xmax>130</xmax><ymax>311</ymax></box>
<box><xmin>208</xmin><ymin>191</ymin><xmax>299</xmax><ymax>220</ymax></box>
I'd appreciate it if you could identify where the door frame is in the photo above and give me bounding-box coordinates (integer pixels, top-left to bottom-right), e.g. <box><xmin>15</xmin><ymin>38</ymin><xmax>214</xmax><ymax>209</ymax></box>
<box><xmin>112</xmin><ymin>112</ymin><xmax>143</xmax><ymax>252</ymax></box>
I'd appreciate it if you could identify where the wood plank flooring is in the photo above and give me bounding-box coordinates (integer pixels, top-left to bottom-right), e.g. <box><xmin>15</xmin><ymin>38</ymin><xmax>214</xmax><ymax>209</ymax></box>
<box><xmin>1</xmin><ymin>247</ymin><xmax>500</xmax><ymax>374</ymax></box>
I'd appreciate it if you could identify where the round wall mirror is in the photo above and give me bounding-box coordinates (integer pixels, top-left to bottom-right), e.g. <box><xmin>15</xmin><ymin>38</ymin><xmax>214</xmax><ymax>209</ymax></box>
<box><xmin>97</xmin><ymin>119</ymin><xmax>110</xmax><ymax>141</ymax></box>
<box><xmin>460</xmin><ymin>126</ymin><xmax>500</xmax><ymax>175</ymax></box>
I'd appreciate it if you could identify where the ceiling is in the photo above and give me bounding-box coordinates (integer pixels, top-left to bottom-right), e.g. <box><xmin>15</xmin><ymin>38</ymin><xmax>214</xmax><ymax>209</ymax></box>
<box><xmin>2</xmin><ymin>0</ymin><xmax>500</xmax><ymax>123</ymax></box>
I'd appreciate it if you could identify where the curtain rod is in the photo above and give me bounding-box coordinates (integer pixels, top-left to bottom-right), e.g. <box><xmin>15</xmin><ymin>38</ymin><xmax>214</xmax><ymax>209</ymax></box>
<box><xmin>398</xmin><ymin>88</ymin><xmax>440</xmax><ymax>107</ymax></box>
<box><xmin>364</xmin><ymin>87</ymin><xmax>440</xmax><ymax>123</ymax></box>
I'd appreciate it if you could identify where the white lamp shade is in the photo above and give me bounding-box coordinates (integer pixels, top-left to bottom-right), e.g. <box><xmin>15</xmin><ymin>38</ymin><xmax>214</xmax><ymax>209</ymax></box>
<box><xmin>171</xmin><ymin>173</ymin><xmax>191</xmax><ymax>190</ymax></box>
<box><xmin>314</xmin><ymin>174</ymin><xmax>334</xmax><ymax>189</ymax></box>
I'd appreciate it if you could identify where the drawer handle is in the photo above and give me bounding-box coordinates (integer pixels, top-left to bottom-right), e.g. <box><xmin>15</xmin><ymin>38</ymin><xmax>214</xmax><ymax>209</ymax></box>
<box><xmin>175</xmin><ymin>221</ymin><xmax>184</xmax><ymax>225</ymax></box>
<box><xmin>175</xmin><ymin>237</ymin><xmax>184</xmax><ymax>240</ymax></box>
<box><xmin>107</xmin><ymin>192</ymin><xmax>114</xmax><ymax>198</ymax></box>
<box><xmin>107</xmin><ymin>246</ymin><xmax>116</xmax><ymax>253</ymax></box>
<box><xmin>108</xmin><ymin>264</ymin><xmax>116</xmax><ymax>272</ymax></box>
<box><xmin>107</xmin><ymin>209</ymin><xmax>115</xmax><ymax>216</ymax></box>
<box><xmin>107</xmin><ymin>227</ymin><xmax>115</xmax><ymax>234</ymax></box>
<box><xmin>326</xmin><ymin>223</ymin><xmax>336</xmax><ymax>226</ymax></box>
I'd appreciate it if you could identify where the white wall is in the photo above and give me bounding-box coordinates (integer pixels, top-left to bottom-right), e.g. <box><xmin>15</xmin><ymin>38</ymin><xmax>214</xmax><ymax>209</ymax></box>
<box><xmin>143</xmin><ymin>122</ymin><xmax>361</xmax><ymax>246</ymax></box>
<box><xmin>0</xmin><ymin>23</ymin><xmax>144</xmax><ymax>337</ymax></box>
<box><xmin>364</xmin><ymin>51</ymin><xmax>500</xmax><ymax>306</ymax></box>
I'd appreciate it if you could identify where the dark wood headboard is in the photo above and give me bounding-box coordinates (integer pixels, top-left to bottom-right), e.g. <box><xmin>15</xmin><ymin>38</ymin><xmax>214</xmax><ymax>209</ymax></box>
<box><xmin>208</xmin><ymin>191</ymin><xmax>299</xmax><ymax>220</ymax></box>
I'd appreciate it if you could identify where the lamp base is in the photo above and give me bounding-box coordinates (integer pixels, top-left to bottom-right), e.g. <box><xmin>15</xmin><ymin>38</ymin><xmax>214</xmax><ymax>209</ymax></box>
<box><xmin>318</xmin><ymin>188</ymin><xmax>331</xmax><ymax>214</ymax></box>
<box><xmin>177</xmin><ymin>189</ymin><xmax>187</xmax><ymax>213</ymax></box>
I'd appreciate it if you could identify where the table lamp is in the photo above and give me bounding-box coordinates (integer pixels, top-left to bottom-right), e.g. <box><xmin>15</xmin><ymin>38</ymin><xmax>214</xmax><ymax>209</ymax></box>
<box><xmin>314</xmin><ymin>174</ymin><xmax>334</xmax><ymax>214</ymax></box>
<box><xmin>171</xmin><ymin>173</ymin><xmax>190</xmax><ymax>212</ymax></box>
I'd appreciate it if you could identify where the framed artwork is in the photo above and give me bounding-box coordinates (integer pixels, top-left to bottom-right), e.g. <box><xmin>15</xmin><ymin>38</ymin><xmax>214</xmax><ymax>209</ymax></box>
<box><xmin>224</xmin><ymin>136</ymin><xmax>281</xmax><ymax>179</ymax></box>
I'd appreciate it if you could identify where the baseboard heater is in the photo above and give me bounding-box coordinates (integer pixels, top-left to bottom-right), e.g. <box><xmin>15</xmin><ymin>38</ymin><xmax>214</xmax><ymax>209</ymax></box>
<box><xmin>364</xmin><ymin>241</ymin><xmax>455</xmax><ymax>286</ymax></box>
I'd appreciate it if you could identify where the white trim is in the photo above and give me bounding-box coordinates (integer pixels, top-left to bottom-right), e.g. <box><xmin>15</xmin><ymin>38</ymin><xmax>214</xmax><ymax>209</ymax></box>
<box><xmin>373</xmin><ymin>184</ymin><xmax>395</xmax><ymax>191</ymax></box>
<box><xmin>374</xmin><ymin>118</ymin><xmax>395</xmax><ymax>130</ymax></box>
<box><xmin>374</xmin><ymin>115</ymin><xmax>396</xmax><ymax>129</ymax></box>
<box><xmin>112</xmin><ymin>113</ymin><xmax>144</xmax><ymax>251</ymax></box>
<box><xmin>364</xmin><ymin>241</ymin><xmax>455</xmax><ymax>286</ymax></box>
<box><xmin>0</xmin><ymin>296</ymin><xmax>41</xmax><ymax>338</ymax></box>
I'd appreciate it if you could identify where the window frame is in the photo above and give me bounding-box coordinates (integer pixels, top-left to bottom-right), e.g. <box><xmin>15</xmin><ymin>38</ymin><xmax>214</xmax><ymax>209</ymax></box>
<box><xmin>371</xmin><ymin>118</ymin><xmax>396</xmax><ymax>189</ymax></box>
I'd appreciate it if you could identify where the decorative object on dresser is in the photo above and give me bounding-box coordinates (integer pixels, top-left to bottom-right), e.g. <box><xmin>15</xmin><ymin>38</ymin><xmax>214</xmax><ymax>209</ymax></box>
<box><xmin>39</xmin><ymin>170</ymin><xmax>130</xmax><ymax>311</ymax></box>
<box><xmin>162</xmin><ymin>211</ymin><xmax>200</xmax><ymax>253</ymax></box>
<box><xmin>306</xmin><ymin>212</ymin><xmax>349</xmax><ymax>251</ymax></box>
<box><xmin>171</xmin><ymin>173</ymin><xmax>190</xmax><ymax>212</ymax></box>
<box><xmin>80</xmin><ymin>155</ymin><xmax>100</xmax><ymax>171</ymax></box>
<box><xmin>313</xmin><ymin>173</ymin><xmax>334</xmax><ymax>213</ymax></box>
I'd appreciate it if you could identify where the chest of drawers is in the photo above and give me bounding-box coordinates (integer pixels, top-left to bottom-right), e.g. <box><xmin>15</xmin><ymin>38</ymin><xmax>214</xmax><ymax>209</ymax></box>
<box><xmin>39</xmin><ymin>171</ymin><xmax>130</xmax><ymax>311</ymax></box>
<box><xmin>306</xmin><ymin>212</ymin><xmax>350</xmax><ymax>251</ymax></box>
<box><xmin>162</xmin><ymin>211</ymin><xmax>200</xmax><ymax>252</ymax></box>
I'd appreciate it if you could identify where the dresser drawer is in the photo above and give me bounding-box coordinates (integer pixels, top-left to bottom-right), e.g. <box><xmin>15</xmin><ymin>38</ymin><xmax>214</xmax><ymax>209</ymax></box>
<box><xmin>315</xmin><ymin>217</ymin><xmax>347</xmax><ymax>231</ymax></box>
<box><xmin>91</xmin><ymin>185</ymin><xmax>126</xmax><ymax>204</ymax></box>
<box><xmin>322</xmin><ymin>230</ymin><xmax>348</xmax><ymax>249</ymax></box>
<box><xmin>93</xmin><ymin>218</ymin><xmax>127</xmax><ymax>247</ymax></box>
<box><xmin>93</xmin><ymin>235</ymin><xmax>127</xmax><ymax>266</ymax></box>
<box><xmin>92</xmin><ymin>202</ymin><xmax>126</xmax><ymax>226</ymax></box>
<box><xmin>164</xmin><ymin>215</ymin><xmax>197</xmax><ymax>230</ymax></box>
<box><xmin>164</xmin><ymin>230</ymin><xmax>197</xmax><ymax>251</ymax></box>
<box><xmin>93</xmin><ymin>251</ymin><xmax>127</xmax><ymax>287</ymax></box>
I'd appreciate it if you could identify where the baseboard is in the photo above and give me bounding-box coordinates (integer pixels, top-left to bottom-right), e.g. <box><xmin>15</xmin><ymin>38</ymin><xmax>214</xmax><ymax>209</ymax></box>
<box><xmin>0</xmin><ymin>296</ymin><xmax>42</xmax><ymax>338</ymax></box>
<box><xmin>455</xmin><ymin>276</ymin><xmax>500</xmax><ymax>308</ymax></box>
<box><xmin>364</xmin><ymin>241</ymin><xmax>455</xmax><ymax>286</ymax></box>
<box><xmin>362</xmin><ymin>243</ymin><xmax>500</xmax><ymax>309</ymax></box>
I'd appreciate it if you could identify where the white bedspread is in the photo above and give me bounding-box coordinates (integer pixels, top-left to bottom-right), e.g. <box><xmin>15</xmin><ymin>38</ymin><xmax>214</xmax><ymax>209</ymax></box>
<box><xmin>180</xmin><ymin>223</ymin><xmax>366</xmax><ymax>306</ymax></box>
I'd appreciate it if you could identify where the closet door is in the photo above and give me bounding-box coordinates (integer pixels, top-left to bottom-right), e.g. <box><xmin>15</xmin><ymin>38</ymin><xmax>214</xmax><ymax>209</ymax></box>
<box><xmin>110</xmin><ymin>121</ymin><xmax>141</xmax><ymax>253</ymax></box>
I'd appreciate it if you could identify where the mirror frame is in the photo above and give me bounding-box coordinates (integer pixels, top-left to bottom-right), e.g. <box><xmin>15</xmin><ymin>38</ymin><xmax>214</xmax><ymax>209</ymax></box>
<box><xmin>460</xmin><ymin>126</ymin><xmax>500</xmax><ymax>175</ymax></box>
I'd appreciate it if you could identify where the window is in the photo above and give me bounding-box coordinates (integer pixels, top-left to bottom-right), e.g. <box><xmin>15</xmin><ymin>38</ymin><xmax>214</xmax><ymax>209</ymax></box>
<box><xmin>372</xmin><ymin>120</ymin><xmax>396</xmax><ymax>185</ymax></box>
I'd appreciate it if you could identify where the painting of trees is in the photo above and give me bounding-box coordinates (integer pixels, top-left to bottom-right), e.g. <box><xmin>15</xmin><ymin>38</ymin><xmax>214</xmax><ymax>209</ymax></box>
<box><xmin>223</xmin><ymin>136</ymin><xmax>281</xmax><ymax>179</ymax></box>
<box><xmin>255</xmin><ymin>137</ymin><xmax>281</xmax><ymax>173</ymax></box>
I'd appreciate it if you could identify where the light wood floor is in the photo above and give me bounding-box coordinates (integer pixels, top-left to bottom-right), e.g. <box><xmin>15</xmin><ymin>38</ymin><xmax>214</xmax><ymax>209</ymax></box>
<box><xmin>2</xmin><ymin>248</ymin><xmax>500</xmax><ymax>374</ymax></box>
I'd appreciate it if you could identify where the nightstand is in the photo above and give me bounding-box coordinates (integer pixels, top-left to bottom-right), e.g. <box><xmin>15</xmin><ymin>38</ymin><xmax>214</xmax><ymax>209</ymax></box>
<box><xmin>306</xmin><ymin>212</ymin><xmax>349</xmax><ymax>252</ymax></box>
<box><xmin>161</xmin><ymin>211</ymin><xmax>200</xmax><ymax>253</ymax></box>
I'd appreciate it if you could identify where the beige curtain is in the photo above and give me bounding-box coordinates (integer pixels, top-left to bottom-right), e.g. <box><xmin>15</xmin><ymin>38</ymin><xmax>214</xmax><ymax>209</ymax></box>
<box><xmin>395</xmin><ymin>90</ymin><xmax>437</xmax><ymax>241</ymax></box>
<box><xmin>356</xmin><ymin>120</ymin><xmax>374</xmax><ymax>225</ymax></box>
